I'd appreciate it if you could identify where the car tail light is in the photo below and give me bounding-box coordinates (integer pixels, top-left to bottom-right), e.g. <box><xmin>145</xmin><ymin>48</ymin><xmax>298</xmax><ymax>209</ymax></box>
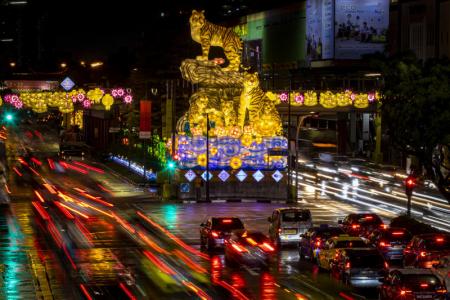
<box><xmin>420</xmin><ymin>283</ymin><xmax>428</xmax><ymax>288</ymax></box>
<box><xmin>351</xmin><ymin>224</ymin><xmax>360</xmax><ymax>229</ymax></box>
<box><xmin>380</xmin><ymin>224</ymin><xmax>388</xmax><ymax>229</ymax></box>
<box><xmin>246</xmin><ymin>238</ymin><xmax>257</xmax><ymax>246</ymax></box>
<box><xmin>345</xmin><ymin>262</ymin><xmax>351</xmax><ymax>269</ymax></box>
<box><xmin>222</xmin><ymin>219</ymin><xmax>232</xmax><ymax>224</ymax></box>
<box><xmin>365</xmin><ymin>215</ymin><xmax>373</xmax><ymax>220</ymax></box>
<box><xmin>315</xmin><ymin>239</ymin><xmax>321</xmax><ymax>247</ymax></box>
<box><xmin>392</xmin><ymin>231</ymin><xmax>404</xmax><ymax>235</ymax></box>
<box><xmin>420</xmin><ymin>251</ymin><xmax>429</xmax><ymax>257</ymax></box>
<box><xmin>231</xmin><ymin>244</ymin><xmax>248</xmax><ymax>253</ymax></box>
<box><xmin>400</xmin><ymin>289</ymin><xmax>412</xmax><ymax>295</ymax></box>
<box><xmin>211</xmin><ymin>231</ymin><xmax>219</xmax><ymax>238</ymax></box>
<box><xmin>379</xmin><ymin>241</ymin><xmax>388</xmax><ymax>247</ymax></box>
<box><xmin>436</xmin><ymin>237</ymin><xmax>444</xmax><ymax>242</ymax></box>
<box><xmin>436</xmin><ymin>288</ymin><xmax>447</xmax><ymax>294</ymax></box>
<box><xmin>259</xmin><ymin>242</ymin><xmax>275</xmax><ymax>252</ymax></box>
<box><xmin>384</xmin><ymin>261</ymin><xmax>389</xmax><ymax>269</ymax></box>
<box><xmin>278</xmin><ymin>228</ymin><xmax>282</xmax><ymax>233</ymax></box>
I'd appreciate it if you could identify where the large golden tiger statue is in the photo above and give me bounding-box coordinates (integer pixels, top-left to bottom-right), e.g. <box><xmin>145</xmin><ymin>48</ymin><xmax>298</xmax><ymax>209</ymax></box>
<box><xmin>189</xmin><ymin>10</ymin><xmax>242</xmax><ymax>72</ymax></box>
<box><xmin>238</xmin><ymin>72</ymin><xmax>282</xmax><ymax>136</ymax></box>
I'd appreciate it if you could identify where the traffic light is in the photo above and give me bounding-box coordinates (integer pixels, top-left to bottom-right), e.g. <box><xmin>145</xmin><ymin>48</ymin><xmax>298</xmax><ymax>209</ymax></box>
<box><xmin>406</xmin><ymin>178</ymin><xmax>416</xmax><ymax>189</ymax></box>
<box><xmin>167</xmin><ymin>160</ymin><xmax>176</xmax><ymax>170</ymax></box>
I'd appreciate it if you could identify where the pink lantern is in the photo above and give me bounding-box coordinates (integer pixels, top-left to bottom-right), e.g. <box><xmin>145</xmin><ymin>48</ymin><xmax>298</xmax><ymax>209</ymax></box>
<box><xmin>82</xmin><ymin>99</ymin><xmax>92</xmax><ymax>108</ymax></box>
<box><xmin>350</xmin><ymin>93</ymin><xmax>356</xmax><ymax>102</ymax></box>
<box><xmin>124</xmin><ymin>95</ymin><xmax>133</xmax><ymax>104</ymax></box>
<box><xmin>4</xmin><ymin>94</ymin><xmax>12</xmax><ymax>103</ymax></box>
<box><xmin>11</xmin><ymin>95</ymin><xmax>19</xmax><ymax>103</ymax></box>
<box><xmin>368</xmin><ymin>92</ymin><xmax>375</xmax><ymax>102</ymax></box>
<box><xmin>111</xmin><ymin>89</ymin><xmax>119</xmax><ymax>98</ymax></box>
<box><xmin>117</xmin><ymin>88</ymin><xmax>125</xmax><ymax>97</ymax></box>
<box><xmin>279</xmin><ymin>92</ymin><xmax>288</xmax><ymax>102</ymax></box>
<box><xmin>294</xmin><ymin>94</ymin><xmax>304</xmax><ymax>104</ymax></box>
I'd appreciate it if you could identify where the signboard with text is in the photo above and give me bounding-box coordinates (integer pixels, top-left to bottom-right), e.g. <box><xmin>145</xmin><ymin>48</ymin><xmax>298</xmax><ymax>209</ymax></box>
<box><xmin>139</xmin><ymin>100</ymin><xmax>151</xmax><ymax>139</ymax></box>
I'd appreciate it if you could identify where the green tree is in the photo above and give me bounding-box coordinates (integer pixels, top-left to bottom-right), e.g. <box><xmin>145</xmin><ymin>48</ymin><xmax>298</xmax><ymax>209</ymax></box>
<box><xmin>373</xmin><ymin>53</ymin><xmax>450</xmax><ymax>201</ymax></box>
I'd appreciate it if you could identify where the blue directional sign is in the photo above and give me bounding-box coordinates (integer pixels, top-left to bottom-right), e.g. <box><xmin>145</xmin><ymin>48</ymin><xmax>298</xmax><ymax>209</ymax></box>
<box><xmin>180</xmin><ymin>183</ymin><xmax>190</xmax><ymax>193</ymax></box>
<box><xmin>60</xmin><ymin>76</ymin><xmax>75</xmax><ymax>91</ymax></box>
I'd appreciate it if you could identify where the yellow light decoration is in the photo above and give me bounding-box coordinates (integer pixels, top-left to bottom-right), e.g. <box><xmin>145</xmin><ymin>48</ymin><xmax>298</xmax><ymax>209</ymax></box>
<box><xmin>210</xmin><ymin>147</ymin><xmax>218</xmax><ymax>156</ymax></box>
<box><xmin>70</xmin><ymin>110</ymin><xmax>84</xmax><ymax>129</ymax></box>
<box><xmin>197</xmin><ymin>153</ymin><xmax>207</xmax><ymax>167</ymax></box>
<box><xmin>255</xmin><ymin>135</ymin><xmax>263</xmax><ymax>144</ymax></box>
<box><xmin>101</xmin><ymin>94</ymin><xmax>114</xmax><ymax>110</ymax></box>
<box><xmin>59</xmin><ymin>100</ymin><xmax>74</xmax><ymax>113</ymax></box>
<box><xmin>230</xmin><ymin>156</ymin><xmax>242</xmax><ymax>169</ymax></box>
<box><xmin>319</xmin><ymin>91</ymin><xmax>336</xmax><ymax>109</ymax></box>
<box><xmin>0</xmin><ymin>96</ymin><xmax>2</xmax><ymax>106</ymax></box>
<box><xmin>353</xmin><ymin>93</ymin><xmax>369</xmax><ymax>108</ymax></box>
<box><xmin>214</xmin><ymin>126</ymin><xmax>227</xmax><ymax>137</ymax></box>
<box><xmin>243</xmin><ymin>125</ymin><xmax>253</xmax><ymax>135</ymax></box>
<box><xmin>229</xmin><ymin>126</ymin><xmax>242</xmax><ymax>138</ymax></box>
<box><xmin>191</xmin><ymin>126</ymin><xmax>203</xmax><ymax>136</ymax></box>
<box><xmin>240</xmin><ymin>134</ymin><xmax>252</xmax><ymax>147</ymax></box>
<box><xmin>87</xmin><ymin>88</ymin><xmax>104</xmax><ymax>103</ymax></box>
<box><xmin>304</xmin><ymin>91</ymin><xmax>318</xmax><ymax>106</ymax></box>
<box><xmin>336</xmin><ymin>92</ymin><xmax>352</xmax><ymax>106</ymax></box>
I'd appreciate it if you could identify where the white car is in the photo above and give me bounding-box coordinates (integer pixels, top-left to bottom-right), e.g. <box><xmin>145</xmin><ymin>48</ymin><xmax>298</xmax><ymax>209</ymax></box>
<box><xmin>432</xmin><ymin>256</ymin><xmax>450</xmax><ymax>295</ymax></box>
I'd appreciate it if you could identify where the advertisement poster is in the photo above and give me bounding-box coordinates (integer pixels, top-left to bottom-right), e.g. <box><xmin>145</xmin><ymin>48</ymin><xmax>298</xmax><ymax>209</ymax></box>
<box><xmin>306</xmin><ymin>0</ymin><xmax>334</xmax><ymax>60</ymax></box>
<box><xmin>334</xmin><ymin>0</ymin><xmax>389</xmax><ymax>59</ymax></box>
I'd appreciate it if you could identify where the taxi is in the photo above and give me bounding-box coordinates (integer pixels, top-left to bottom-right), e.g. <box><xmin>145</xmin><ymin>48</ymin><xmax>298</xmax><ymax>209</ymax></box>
<box><xmin>317</xmin><ymin>234</ymin><xmax>370</xmax><ymax>270</ymax></box>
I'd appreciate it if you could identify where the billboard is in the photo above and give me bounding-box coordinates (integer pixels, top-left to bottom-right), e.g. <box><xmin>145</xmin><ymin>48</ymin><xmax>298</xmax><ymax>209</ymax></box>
<box><xmin>306</xmin><ymin>0</ymin><xmax>389</xmax><ymax>60</ymax></box>
<box><xmin>334</xmin><ymin>0</ymin><xmax>389</xmax><ymax>59</ymax></box>
<box><xmin>306</xmin><ymin>0</ymin><xmax>334</xmax><ymax>60</ymax></box>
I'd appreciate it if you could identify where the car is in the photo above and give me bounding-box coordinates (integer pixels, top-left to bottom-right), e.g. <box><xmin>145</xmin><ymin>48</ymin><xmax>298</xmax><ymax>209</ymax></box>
<box><xmin>432</xmin><ymin>256</ymin><xmax>450</xmax><ymax>297</ymax></box>
<box><xmin>200</xmin><ymin>217</ymin><xmax>245</xmax><ymax>250</ymax></box>
<box><xmin>332</xmin><ymin>248</ymin><xmax>388</xmax><ymax>288</ymax></box>
<box><xmin>317</xmin><ymin>234</ymin><xmax>369</xmax><ymax>270</ymax></box>
<box><xmin>225</xmin><ymin>230</ymin><xmax>275</xmax><ymax>268</ymax></box>
<box><xmin>368</xmin><ymin>227</ymin><xmax>413</xmax><ymax>261</ymax></box>
<box><xmin>404</xmin><ymin>234</ymin><xmax>450</xmax><ymax>268</ymax></box>
<box><xmin>338</xmin><ymin>213</ymin><xmax>384</xmax><ymax>237</ymax></box>
<box><xmin>268</xmin><ymin>208</ymin><xmax>312</xmax><ymax>247</ymax></box>
<box><xmin>298</xmin><ymin>225</ymin><xmax>344</xmax><ymax>262</ymax></box>
<box><xmin>379</xmin><ymin>268</ymin><xmax>447</xmax><ymax>300</ymax></box>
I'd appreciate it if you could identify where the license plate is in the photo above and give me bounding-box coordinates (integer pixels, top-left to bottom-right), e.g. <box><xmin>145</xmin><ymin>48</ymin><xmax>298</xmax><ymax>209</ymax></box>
<box><xmin>390</xmin><ymin>255</ymin><xmax>402</xmax><ymax>259</ymax></box>
<box><xmin>283</xmin><ymin>229</ymin><xmax>297</xmax><ymax>235</ymax></box>
<box><xmin>392</xmin><ymin>245</ymin><xmax>403</xmax><ymax>249</ymax></box>
<box><xmin>415</xmin><ymin>294</ymin><xmax>433</xmax><ymax>299</ymax></box>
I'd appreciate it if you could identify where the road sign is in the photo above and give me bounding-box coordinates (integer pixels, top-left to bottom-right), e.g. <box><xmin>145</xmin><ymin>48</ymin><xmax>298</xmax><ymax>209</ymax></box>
<box><xmin>218</xmin><ymin>170</ymin><xmax>230</xmax><ymax>182</ymax></box>
<box><xmin>60</xmin><ymin>77</ymin><xmax>75</xmax><ymax>91</ymax></box>
<box><xmin>272</xmin><ymin>170</ymin><xmax>283</xmax><ymax>182</ymax></box>
<box><xmin>109</xmin><ymin>127</ymin><xmax>120</xmax><ymax>133</ymax></box>
<box><xmin>185</xmin><ymin>170</ymin><xmax>196</xmax><ymax>182</ymax></box>
<box><xmin>236</xmin><ymin>170</ymin><xmax>247</xmax><ymax>182</ymax></box>
<box><xmin>252</xmin><ymin>170</ymin><xmax>264</xmax><ymax>182</ymax></box>
<box><xmin>180</xmin><ymin>183</ymin><xmax>190</xmax><ymax>193</ymax></box>
<box><xmin>139</xmin><ymin>132</ymin><xmax>151</xmax><ymax>139</ymax></box>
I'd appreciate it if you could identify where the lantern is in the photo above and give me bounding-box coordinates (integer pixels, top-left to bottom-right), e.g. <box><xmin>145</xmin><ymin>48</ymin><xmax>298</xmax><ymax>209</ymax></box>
<box><xmin>102</xmin><ymin>94</ymin><xmax>114</xmax><ymax>110</ymax></box>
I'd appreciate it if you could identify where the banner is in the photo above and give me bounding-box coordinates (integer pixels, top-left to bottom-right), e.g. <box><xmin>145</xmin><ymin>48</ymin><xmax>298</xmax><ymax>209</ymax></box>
<box><xmin>139</xmin><ymin>100</ymin><xmax>151</xmax><ymax>139</ymax></box>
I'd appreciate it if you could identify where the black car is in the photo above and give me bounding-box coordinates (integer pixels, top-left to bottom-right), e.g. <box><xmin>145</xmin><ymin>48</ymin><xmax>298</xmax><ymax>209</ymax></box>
<box><xmin>339</xmin><ymin>213</ymin><xmax>384</xmax><ymax>237</ymax></box>
<box><xmin>379</xmin><ymin>269</ymin><xmax>447</xmax><ymax>300</ymax></box>
<box><xmin>368</xmin><ymin>227</ymin><xmax>412</xmax><ymax>261</ymax></box>
<box><xmin>332</xmin><ymin>248</ymin><xmax>388</xmax><ymax>288</ymax></box>
<box><xmin>299</xmin><ymin>225</ymin><xmax>344</xmax><ymax>262</ymax></box>
<box><xmin>200</xmin><ymin>217</ymin><xmax>244</xmax><ymax>250</ymax></box>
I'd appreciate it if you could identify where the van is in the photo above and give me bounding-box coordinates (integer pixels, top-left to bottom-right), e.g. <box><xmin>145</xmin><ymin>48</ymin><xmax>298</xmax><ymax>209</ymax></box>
<box><xmin>268</xmin><ymin>208</ymin><xmax>312</xmax><ymax>247</ymax></box>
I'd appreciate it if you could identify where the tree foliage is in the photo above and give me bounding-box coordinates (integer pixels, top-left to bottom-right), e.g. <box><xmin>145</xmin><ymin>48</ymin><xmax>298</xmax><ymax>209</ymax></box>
<box><xmin>373</xmin><ymin>53</ymin><xmax>450</xmax><ymax>201</ymax></box>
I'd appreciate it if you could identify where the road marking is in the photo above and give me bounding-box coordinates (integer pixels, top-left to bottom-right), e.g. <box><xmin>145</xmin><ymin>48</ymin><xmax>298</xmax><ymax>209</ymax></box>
<box><xmin>296</xmin><ymin>274</ymin><xmax>334</xmax><ymax>300</ymax></box>
<box><xmin>243</xmin><ymin>265</ymin><xmax>259</xmax><ymax>276</ymax></box>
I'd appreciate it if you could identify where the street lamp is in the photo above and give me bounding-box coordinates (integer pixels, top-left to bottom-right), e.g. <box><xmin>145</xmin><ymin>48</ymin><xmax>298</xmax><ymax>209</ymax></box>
<box><xmin>9</xmin><ymin>62</ymin><xmax>15</xmax><ymax>68</ymax></box>
<box><xmin>60</xmin><ymin>62</ymin><xmax>67</xmax><ymax>68</ymax></box>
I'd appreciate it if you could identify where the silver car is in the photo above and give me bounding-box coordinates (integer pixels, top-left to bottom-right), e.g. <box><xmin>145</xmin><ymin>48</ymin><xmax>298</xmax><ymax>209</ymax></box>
<box><xmin>268</xmin><ymin>208</ymin><xmax>312</xmax><ymax>247</ymax></box>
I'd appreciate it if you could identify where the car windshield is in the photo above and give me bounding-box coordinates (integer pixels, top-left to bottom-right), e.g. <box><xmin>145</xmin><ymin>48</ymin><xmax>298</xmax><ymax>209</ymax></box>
<box><xmin>423</xmin><ymin>238</ymin><xmax>450</xmax><ymax>251</ymax></box>
<box><xmin>349</xmin><ymin>253</ymin><xmax>384</xmax><ymax>268</ymax></box>
<box><xmin>211</xmin><ymin>218</ymin><xmax>244</xmax><ymax>231</ymax></box>
<box><xmin>282</xmin><ymin>211</ymin><xmax>310</xmax><ymax>222</ymax></box>
<box><xmin>402</xmin><ymin>275</ymin><xmax>440</xmax><ymax>291</ymax></box>
<box><xmin>316</xmin><ymin>228</ymin><xmax>344</xmax><ymax>239</ymax></box>
<box><xmin>335</xmin><ymin>240</ymin><xmax>367</xmax><ymax>248</ymax></box>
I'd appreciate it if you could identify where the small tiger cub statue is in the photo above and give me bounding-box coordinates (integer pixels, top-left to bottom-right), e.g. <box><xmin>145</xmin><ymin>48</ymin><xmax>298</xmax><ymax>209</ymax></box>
<box><xmin>189</xmin><ymin>10</ymin><xmax>242</xmax><ymax>72</ymax></box>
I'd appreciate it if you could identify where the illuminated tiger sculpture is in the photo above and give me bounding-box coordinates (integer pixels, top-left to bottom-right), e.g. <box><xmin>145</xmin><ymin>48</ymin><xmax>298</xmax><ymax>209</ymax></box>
<box><xmin>238</xmin><ymin>72</ymin><xmax>282</xmax><ymax>136</ymax></box>
<box><xmin>189</xmin><ymin>10</ymin><xmax>242</xmax><ymax>72</ymax></box>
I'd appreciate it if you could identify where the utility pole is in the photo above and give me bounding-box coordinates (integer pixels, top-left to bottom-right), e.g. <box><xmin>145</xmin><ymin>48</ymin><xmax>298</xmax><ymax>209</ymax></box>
<box><xmin>287</xmin><ymin>75</ymin><xmax>292</xmax><ymax>203</ymax></box>
<box><xmin>205</xmin><ymin>113</ymin><xmax>210</xmax><ymax>203</ymax></box>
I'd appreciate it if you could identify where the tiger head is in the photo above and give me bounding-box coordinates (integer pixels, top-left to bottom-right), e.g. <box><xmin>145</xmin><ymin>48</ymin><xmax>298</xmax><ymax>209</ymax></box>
<box><xmin>190</xmin><ymin>10</ymin><xmax>206</xmax><ymax>30</ymax></box>
<box><xmin>243</xmin><ymin>72</ymin><xmax>260</xmax><ymax>89</ymax></box>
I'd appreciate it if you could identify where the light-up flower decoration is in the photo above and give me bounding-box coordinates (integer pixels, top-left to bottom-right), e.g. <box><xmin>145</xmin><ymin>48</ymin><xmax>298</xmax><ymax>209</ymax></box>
<box><xmin>87</xmin><ymin>88</ymin><xmax>104</xmax><ymax>103</ymax></box>
<box><xmin>123</xmin><ymin>94</ymin><xmax>133</xmax><ymax>104</ymax></box>
<box><xmin>82</xmin><ymin>99</ymin><xmax>92</xmax><ymax>108</ymax></box>
<box><xmin>230</xmin><ymin>156</ymin><xmax>242</xmax><ymax>169</ymax></box>
<box><xmin>368</xmin><ymin>92</ymin><xmax>376</xmax><ymax>102</ymax></box>
<box><xmin>294</xmin><ymin>93</ymin><xmax>304</xmax><ymax>104</ymax></box>
<box><xmin>117</xmin><ymin>88</ymin><xmax>125</xmax><ymax>97</ymax></box>
<box><xmin>279</xmin><ymin>92</ymin><xmax>288</xmax><ymax>103</ymax></box>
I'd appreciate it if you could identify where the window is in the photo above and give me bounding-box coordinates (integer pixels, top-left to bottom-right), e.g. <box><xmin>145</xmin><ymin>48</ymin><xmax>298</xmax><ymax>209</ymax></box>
<box><xmin>282</xmin><ymin>210</ymin><xmax>311</xmax><ymax>222</ymax></box>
